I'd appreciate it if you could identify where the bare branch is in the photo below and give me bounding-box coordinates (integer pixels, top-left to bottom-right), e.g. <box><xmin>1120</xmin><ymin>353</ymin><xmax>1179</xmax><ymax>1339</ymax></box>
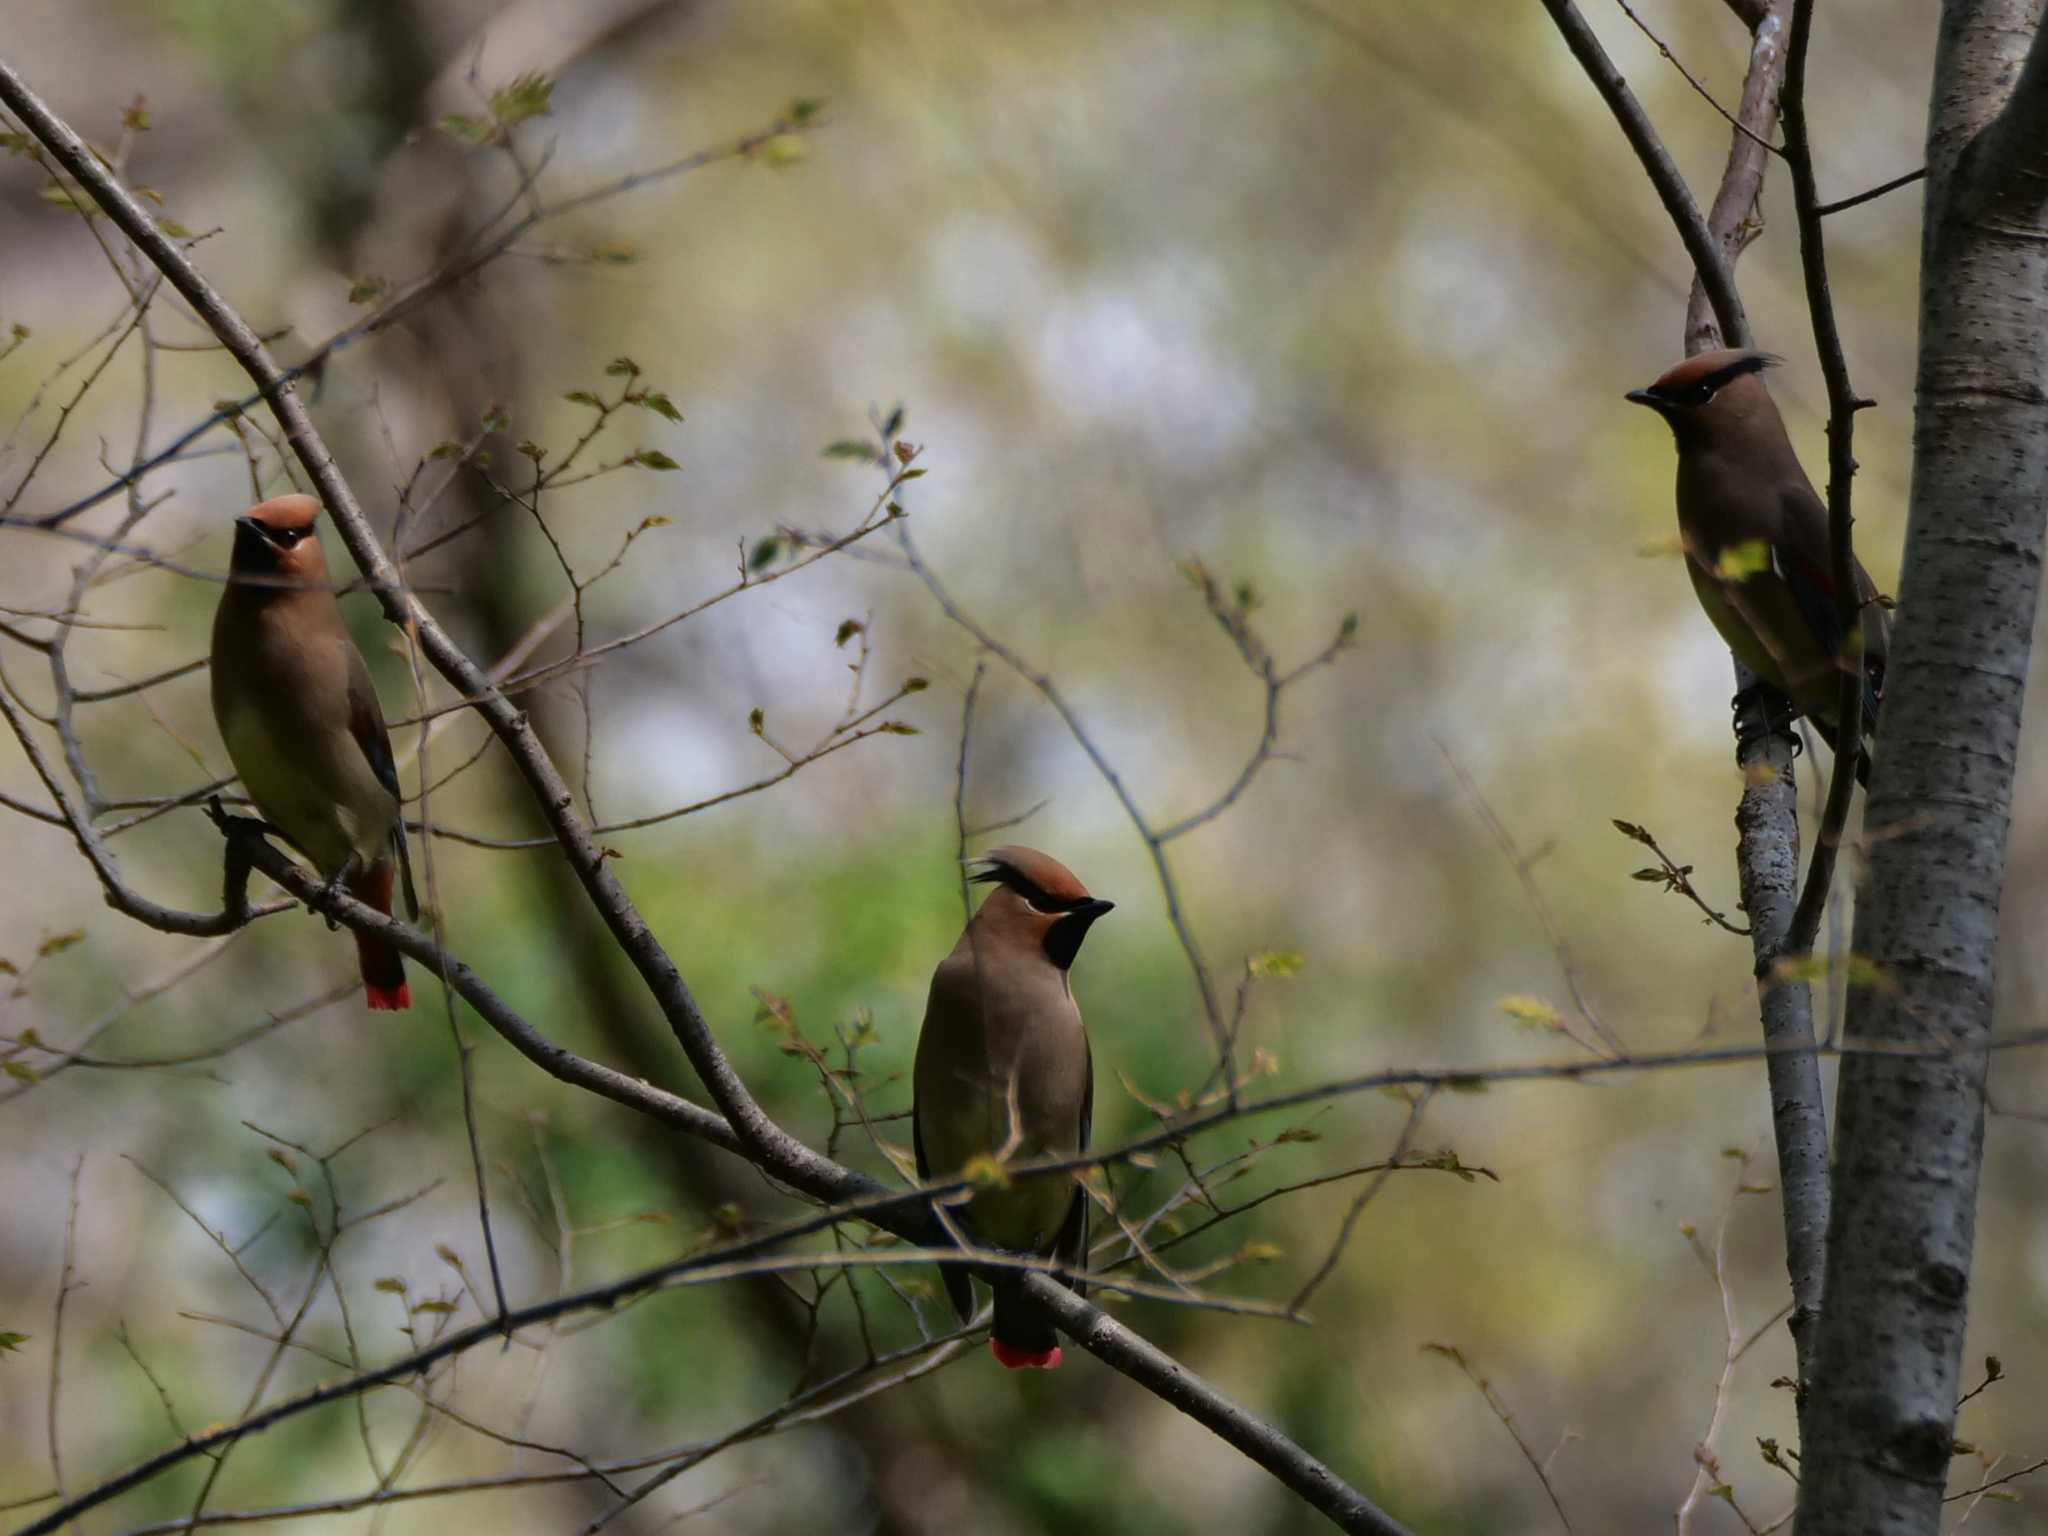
<box><xmin>1814</xmin><ymin>166</ymin><xmax>1925</xmax><ymax>217</ymax></box>
<box><xmin>1536</xmin><ymin>0</ymin><xmax>1751</xmax><ymax>347</ymax></box>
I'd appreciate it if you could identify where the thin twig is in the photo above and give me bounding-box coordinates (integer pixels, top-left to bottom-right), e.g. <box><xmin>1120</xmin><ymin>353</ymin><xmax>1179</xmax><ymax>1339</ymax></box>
<box><xmin>1814</xmin><ymin>166</ymin><xmax>1925</xmax><ymax>217</ymax></box>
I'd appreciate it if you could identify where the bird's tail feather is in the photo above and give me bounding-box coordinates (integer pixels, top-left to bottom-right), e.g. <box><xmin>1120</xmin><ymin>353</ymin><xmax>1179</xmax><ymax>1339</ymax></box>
<box><xmin>348</xmin><ymin>859</ymin><xmax>410</xmax><ymax>1011</ymax></box>
<box><xmin>990</xmin><ymin>1284</ymin><xmax>1063</xmax><ymax>1370</ymax></box>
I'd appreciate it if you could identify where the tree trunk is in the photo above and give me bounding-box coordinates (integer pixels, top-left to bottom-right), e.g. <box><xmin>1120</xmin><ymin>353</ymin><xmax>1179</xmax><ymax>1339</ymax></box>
<box><xmin>1798</xmin><ymin>4</ymin><xmax>2048</xmax><ymax>1530</ymax></box>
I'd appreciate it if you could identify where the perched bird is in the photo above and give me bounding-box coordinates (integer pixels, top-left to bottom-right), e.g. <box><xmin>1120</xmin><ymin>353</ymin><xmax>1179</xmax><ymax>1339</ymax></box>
<box><xmin>211</xmin><ymin>495</ymin><xmax>417</xmax><ymax>1010</ymax></box>
<box><xmin>1627</xmin><ymin>348</ymin><xmax>1888</xmax><ymax>783</ymax></box>
<box><xmin>913</xmin><ymin>847</ymin><xmax>1114</xmax><ymax>1369</ymax></box>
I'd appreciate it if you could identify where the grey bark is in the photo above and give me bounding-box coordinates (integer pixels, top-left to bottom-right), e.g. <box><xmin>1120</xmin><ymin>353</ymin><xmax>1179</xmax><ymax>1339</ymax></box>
<box><xmin>1798</xmin><ymin>5</ymin><xmax>2048</xmax><ymax>1530</ymax></box>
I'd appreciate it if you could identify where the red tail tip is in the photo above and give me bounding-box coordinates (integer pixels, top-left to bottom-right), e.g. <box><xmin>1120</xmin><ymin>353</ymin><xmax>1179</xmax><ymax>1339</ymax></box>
<box><xmin>365</xmin><ymin>983</ymin><xmax>411</xmax><ymax>1011</ymax></box>
<box><xmin>990</xmin><ymin>1340</ymin><xmax>1062</xmax><ymax>1370</ymax></box>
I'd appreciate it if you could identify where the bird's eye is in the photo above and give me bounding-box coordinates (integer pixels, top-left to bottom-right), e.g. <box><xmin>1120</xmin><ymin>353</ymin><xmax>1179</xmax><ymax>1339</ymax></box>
<box><xmin>1681</xmin><ymin>383</ymin><xmax>1715</xmax><ymax>407</ymax></box>
<box><xmin>271</xmin><ymin>527</ymin><xmax>305</xmax><ymax>548</ymax></box>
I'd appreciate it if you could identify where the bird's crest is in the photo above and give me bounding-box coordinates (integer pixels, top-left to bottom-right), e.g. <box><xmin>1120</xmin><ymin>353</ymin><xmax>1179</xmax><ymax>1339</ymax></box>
<box><xmin>243</xmin><ymin>494</ymin><xmax>322</xmax><ymax>532</ymax></box>
<box><xmin>1643</xmin><ymin>348</ymin><xmax>1779</xmax><ymax>400</ymax></box>
<box><xmin>967</xmin><ymin>845</ymin><xmax>1093</xmax><ymax>910</ymax></box>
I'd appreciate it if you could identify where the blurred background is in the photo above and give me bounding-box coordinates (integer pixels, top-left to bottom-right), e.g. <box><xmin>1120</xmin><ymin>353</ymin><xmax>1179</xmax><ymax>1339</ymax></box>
<box><xmin>4</xmin><ymin>1</ymin><xmax>2043</xmax><ymax>1532</ymax></box>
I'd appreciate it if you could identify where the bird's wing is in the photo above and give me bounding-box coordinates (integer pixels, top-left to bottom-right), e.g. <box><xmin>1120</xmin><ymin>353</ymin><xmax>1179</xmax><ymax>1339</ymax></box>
<box><xmin>912</xmin><ymin>1089</ymin><xmax>930</xmax><ymax>1182</ymax></box>
<box><xmin>1774</xmin><ymin>484</ymin><xmax>1888</xmax><ymax>727</ymax></box>
<box><xmin>345</xmin><ymin>651</ymin><xmax>403</xmax><ymax>805</ymax></box>
<box><xmin>1771</xmin><ymin>484</ymin><xmax>1845</xmax><ymax>661</ymax></box>
<box><xmin>1052</xmin><ymin>1042</ymin><xmax>1092</xmax><ymax>1298</ymax></box>
<box><xmin>347</xmin><ymin>650</ymin><xmax>418</xmax><ymax>914</ymax></box>
<box><xmin>911</xmin><ymin>1002</ymin><xmax>979</xmax><ymax>1325</ymax></box>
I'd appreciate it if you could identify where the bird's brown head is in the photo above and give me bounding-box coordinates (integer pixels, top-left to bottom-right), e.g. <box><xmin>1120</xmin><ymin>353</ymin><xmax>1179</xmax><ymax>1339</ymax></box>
<box><xmin>1626</xmin><ymin>349</ymin><xmax>1782</xmax><ymax>449</ymax></box>
<box><xmin>969</xmin><ymin>846</ymin><xmax>1114</xmax><ymax>970</ymax></box>
<box><xmin>229</xmin><ymin>494</ymin><xmax>331</xmax><ymax>589</ymax></box>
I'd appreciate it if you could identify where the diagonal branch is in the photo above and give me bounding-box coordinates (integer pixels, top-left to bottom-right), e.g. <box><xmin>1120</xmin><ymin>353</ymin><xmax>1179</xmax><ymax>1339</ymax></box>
<box><xmin>1536</xmin><ymin>0</ymin><xmax>1751</xmax><ymax>345</ymax></box>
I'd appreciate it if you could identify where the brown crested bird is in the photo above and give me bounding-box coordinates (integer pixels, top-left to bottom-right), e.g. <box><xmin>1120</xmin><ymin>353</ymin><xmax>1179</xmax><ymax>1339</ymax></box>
<box><xmin>913</xmin><ymin>846</ymin><xmax>1113</xmax><ymax>1369</ymax></box>
<box><xmin>210</xmin><ymin>495</ymin><xmax>417</xmax><ymax>1009</ymax></box>
<box><xmin>1628</xmin><ymin>348</ymin><xmax>1888</xmax><ymax>783</ymax></box>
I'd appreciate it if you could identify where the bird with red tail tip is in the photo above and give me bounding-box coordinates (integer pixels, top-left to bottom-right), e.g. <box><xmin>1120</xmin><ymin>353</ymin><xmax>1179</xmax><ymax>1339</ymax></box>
<box><xmin>913</xmin><ymin>845</ymin><xmax>1114</xmax><ymax>1369</ymax></box>
<box><xmin>1627</xmin><ymin>349</ymin><xmax>1889</xmax><ymax>784</ymax></box>
<box><xmin>210</xmin><ymin>495</ymin><xmax>418</xmax><ymax>1010</ymax></box>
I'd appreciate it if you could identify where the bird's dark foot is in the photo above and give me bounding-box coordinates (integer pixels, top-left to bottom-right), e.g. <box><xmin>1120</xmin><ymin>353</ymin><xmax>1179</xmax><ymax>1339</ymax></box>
<box><xmin>317</xmin><ymin>852</ymin><xmax>363</xmax><ymax>931</ymax></box>
<box><xmin>205</xmin><ymin>795</ymin><xmax>276</xmax><ymax>843</ymax></box>
<box><xmin>1730</xmin><ymin>685</ymin><xmax>1801</xmax><ymax>760</ymax></box>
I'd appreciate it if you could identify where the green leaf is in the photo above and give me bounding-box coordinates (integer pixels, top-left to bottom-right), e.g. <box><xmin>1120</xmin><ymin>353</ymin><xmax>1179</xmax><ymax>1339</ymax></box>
<box><xmin>563</xmin><ymin>390</ymin><xmax>602</xmax><ymax>408</ymax></box>
<box><xmin>834</xmin><ymin>619</ymin><xmax>863</xmax><ymax>647</ymax></box>
<box><xmin>638</xmin><ymin>390</ymin><xmax>682</xmax><ymax>422</ymax></box>
<box><xmin>1247</xmin><ymin>949</ymin><xmax>1305</xmax><ymax>979</ymax></box>
<box><xmin>158</xmin><ymin>219</ymin><xmax>191</xmax><ymax>240</ymax></box>
<box><xmin>902</xmin><ymin>676</ymin><xmax>929</xmax><ymax>693</ymax></box>
<box><xmin>347</xmin><ymin>276</ymin><xmax>388</xmax><ymax>305</ymax></box>
<box><xmin>37</xmin><ymin>931</ymin><xmax>83</xmax><ymax>958</ymax></box>
<box><xmin>634</xmin><ymin>449</ymin><xmax>681</xmax><ymax>471</ymax></box>
<box><xmin>1496</xmin><ymin>994</ymin><xmax>1564</xmax><ymax>1032</ymax></box>
<box><xmin>37</xmin><ymin>185</ymin><xmax>94</xmax><ymax>214</ymax></box>
<box><xmin>1414</xmin><ymin>1148</ymin><xmax>1499</xmax><ymax>1183</ymax></box>
<box><xmin>821</xmin><ymin>439</ymin><xmax>875</xmax><ymax>461</ymax></box>
<box><xmin>1715</xmin><ymin>538</ymin><xmax>1771</xmax><ymax>581</ymax></box>
<box><xmin>788</xmin><ymin>98</ymin><xmax>826</xmax><ymax>125</ymax></box>
<box><xmin>489</xmin><ymin>72</ymin><xmax>554</xmax><ymax>128</ymax></box>
<box><xmin>436</xmin><ymin>113</ymin><xmax>495</xmax><ymax>146</ymax></box>
<box><xmin>877</xmin><ymin>721</ymin><xmax>919</xmax><ymax>735</ymax></box>
<box><xmin>3</xmin><ymin>1061</ymin><xmax>36</xmax><ymax>1083</ymax></box>
<box><xmin>0</xmin><ymin>132</ymin><xmax>32</xmax><ymax>155</ymax></box>
<box><xmin>961</xmin><ymin>1153</ymin><xmax>1009</xmax><ymax>1191</ymax></box>
<box><xmin>748</xmin><ymin>537</ymin><xmax>781</xmax><ymax>572</ymax></box>
<box><xmin>747</xmin><ymin>708</ymin><xmax>765</xmax><ymax>734</ymax></box>
<box><xmin>373</xmin><ymin>1277</ymin><xmax>407</xmax><ymax>1294</ymax></box>
<box><xmin>604</xmin><ymin>357</ymin><xmax>639</xmax><ymax>378</ymax></box>
<box><xmin>0</xmin><ymin>1331</ymin><xmax>29</xmax><ymax>1356</ymax></box>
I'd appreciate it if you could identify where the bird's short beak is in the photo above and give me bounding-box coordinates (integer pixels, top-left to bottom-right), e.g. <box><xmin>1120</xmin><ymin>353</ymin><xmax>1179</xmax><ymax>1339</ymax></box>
<box><xmin>1624</xmin><ymin>389</ymin><xmax>1669</xmax><ymax>414</ymax></box>
<box><xmin>1075</xmin><ymin>898</ymin><xmax>1115</xmax><ymax>920</ymax></box>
